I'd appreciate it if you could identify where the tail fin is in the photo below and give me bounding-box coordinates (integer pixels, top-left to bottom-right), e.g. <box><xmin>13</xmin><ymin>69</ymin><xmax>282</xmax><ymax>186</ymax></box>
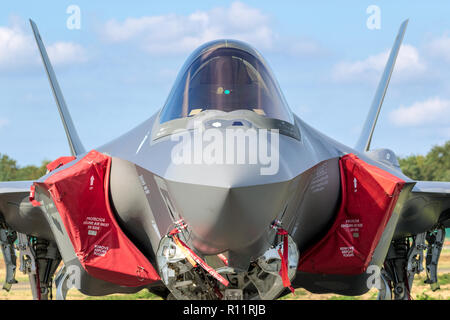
<box><xmin>29</xmin><ymin>19</ymin><xmax>85</xmax><ymax>156</ymax></box>
<box><xmin>355</xmin><ymin>20</ymin><xmax>409</xmax><ymax>152</ymax></box>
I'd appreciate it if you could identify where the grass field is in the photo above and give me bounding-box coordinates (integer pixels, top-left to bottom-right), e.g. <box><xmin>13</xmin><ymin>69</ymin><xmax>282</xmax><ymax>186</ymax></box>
<box><xmin>0</xmin><ymin>246</ymin><xmax>449</xmax><ymax>300</ymax></box>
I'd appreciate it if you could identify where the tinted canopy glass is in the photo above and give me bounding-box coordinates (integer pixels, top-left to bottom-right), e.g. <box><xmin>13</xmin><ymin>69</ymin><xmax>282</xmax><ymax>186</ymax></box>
<box><xmin>159</xmin><ymin>44</ymin><xmax>293</xmax><ymax>124</ymax></box>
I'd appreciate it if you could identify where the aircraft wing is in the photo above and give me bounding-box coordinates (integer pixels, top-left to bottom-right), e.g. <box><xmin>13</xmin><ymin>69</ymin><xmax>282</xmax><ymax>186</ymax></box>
<box><xmin>394</xmin><ymin>180</ymin><xmax>450</xmax><ymax>239</ymax></box>
<box><xmin>412</xmin><ymin>181</ymin><xmax>450</xmax><ymax>226</ymax></box>
<box><xmin>0</xmin><ymin>181</ymin><xmax>34</xmax><ymax>290</ymax></box>
<box><xmin>0</xmin><ymin>180</ymin><xmax>35</xmax><ymax>211</ymax></box>
<box><xmin>411</xmin><ymin>181</ymin><xmax>450</xmax><ymax>194</ymax></box>
<box><xmin>0</xmin><ymin>180</ymin><xmax>38</xmax><ymax>230</ymax></box>
<box><xmin>0</xmin><ymin>181</ymin><xmax>33</xmax><ymax>194</ymax></box>
<box><xmin>0</xmin><ymin>181</ymin><xmax>33</xmax><ymax>220</ymax></box>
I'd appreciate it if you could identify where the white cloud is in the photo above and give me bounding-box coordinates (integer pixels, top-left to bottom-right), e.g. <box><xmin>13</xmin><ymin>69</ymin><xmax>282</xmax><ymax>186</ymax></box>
<box><xmin>389</xmin><ymin>97</ymin><xmax>450</xmax><ymax>127</ymax></box>
<box><xmin>332</xmin><ymin>44</ymin><xmax>426</xmax><ymax>83</ymax></box>
<box><xmin>47</xmin><ymin>42</ymin><xmax>87</xmax><ymax>65</ymax></box>
<box><xmin>0</xmin><ymin>118</ymin><xmax>9</xmax><ymax>129</ymax></box>
<box><xmin>101</xmin><ymin>2</ymin><xmax>275</xmax><ymax>54</ymax></box>
<box><xmin>0</xmin><ymin>24</ymin><xmax>36</xmax><ymax>69</ymax></box>
<box><xmin>426</xmin><ymin>33</ymin><xmax>450</xmax><ymax>63</ymax></box>
<box><xmin>0</xmin><ymin>20</ymin><xmax>87</xmax><ymax>70</ymax></box>
<box><xmin>273</xmin><ymin>36</ymin><xmax>325</xmax><ymax>57</ymax></box>
<box><xmin>99</xmin><ymin>1</ymin><xmax>330</xmax><ymax>59</ymax></box>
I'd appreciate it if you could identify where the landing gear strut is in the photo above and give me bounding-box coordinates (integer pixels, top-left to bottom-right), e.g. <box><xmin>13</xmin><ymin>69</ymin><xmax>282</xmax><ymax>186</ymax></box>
<box><xmin>378</xmin><ymin>226</ymin><xmax>446</xmax><ymax>300</ymax></box>
<box><xmin>16</xmin><ymin>234</ymin><xmax>61</xmax><ymax>300</ymax></box>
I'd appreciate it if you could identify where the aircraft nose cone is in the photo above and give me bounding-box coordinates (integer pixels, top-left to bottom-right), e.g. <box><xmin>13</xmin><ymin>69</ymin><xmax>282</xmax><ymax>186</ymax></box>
<box><xmin>166</xmin><ymin>179</ymin><xmax>291</xmax><ymax>255</ymax></box>
<box><xmin>144</xmin><ymin>128</ymin><xmax>307</xmax><ymax>259</ymax></box>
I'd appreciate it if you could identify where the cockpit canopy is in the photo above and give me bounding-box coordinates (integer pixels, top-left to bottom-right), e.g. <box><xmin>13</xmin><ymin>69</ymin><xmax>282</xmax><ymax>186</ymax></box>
<box><xmin>159</xmin><ymin>40</ymin><xmax>295</xmax><ymax>125</ymax></box>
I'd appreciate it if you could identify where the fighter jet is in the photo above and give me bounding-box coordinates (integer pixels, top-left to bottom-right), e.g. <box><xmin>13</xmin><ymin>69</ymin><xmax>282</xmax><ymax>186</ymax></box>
<box><xmin>0</xmin><ymin>19</ymin><xmax>448</xmax><ymax>300</ymax></box>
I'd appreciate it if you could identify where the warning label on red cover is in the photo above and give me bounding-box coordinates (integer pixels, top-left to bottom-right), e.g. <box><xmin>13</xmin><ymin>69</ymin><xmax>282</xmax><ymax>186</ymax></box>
<box><xmin>93</xmin><ymin>245</ymin><xmax>109</xmax><ymax>257</ymax></box>
<box><xmin>83</xmin><ymin>216</ymin><xmax>110</xmax><ymax>236</ymax></box>
<box><xmin>341</xmin><ymin>219</ymin><xmax>363</xmax><ymax>232</ymax></box>
<box><xmin>340</xmin><ymin>246</ymin><xmax>354</xmax><ymax>257</ymax></box>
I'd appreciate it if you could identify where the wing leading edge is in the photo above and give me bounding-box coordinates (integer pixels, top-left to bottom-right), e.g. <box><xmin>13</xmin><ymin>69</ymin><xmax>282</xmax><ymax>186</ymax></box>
<box><xmin>0</xmin><ymin>181</ymin><xmax>33</xmax><ymax>194</ymax></box>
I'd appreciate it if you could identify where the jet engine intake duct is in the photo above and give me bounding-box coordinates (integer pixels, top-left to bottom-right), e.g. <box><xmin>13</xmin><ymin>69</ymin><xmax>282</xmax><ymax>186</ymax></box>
<box><xmin>32</xmin><ymin>150</ymin><xmax>161</xmax><ymax>287</ymax></box>
<box><xmin>298</xmin><ymin>153</ymin><xmax>406</xmax><ymax>275</ymax></box>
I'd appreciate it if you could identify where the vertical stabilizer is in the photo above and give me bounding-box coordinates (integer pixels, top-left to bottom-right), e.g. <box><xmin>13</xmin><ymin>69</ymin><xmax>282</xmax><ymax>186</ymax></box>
<box><xmin>30</xmin><ymin>19</ymin><xmax>85</xmax><ymax>156</ymax></box>
<box><xmin>355</xmin><ymin>20</ymin><xmax>408</xmax><ymax>152</ymax></box>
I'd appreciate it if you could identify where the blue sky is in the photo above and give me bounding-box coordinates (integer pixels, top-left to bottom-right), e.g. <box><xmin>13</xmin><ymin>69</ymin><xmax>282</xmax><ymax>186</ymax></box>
<box><xmin>1</xmin><ymin>1</ymin><xmax>450</xmax><ymax>166</ymax></box>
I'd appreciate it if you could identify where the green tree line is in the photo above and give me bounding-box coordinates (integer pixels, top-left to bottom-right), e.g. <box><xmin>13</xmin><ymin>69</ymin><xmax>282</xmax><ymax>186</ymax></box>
<box><xmin>0</xmin><ymin>154</ymin><xmax>49</xmax><ymax>181</ymax></box>
<box><xmin>399</xmin><ymin>141</ymin><xmax>450</xmax><ymax>181</ymax></box>
<box><xmin>0</xmin><ymin>140</ymin><xmax>449</xmax><ymax>182</ymax></box>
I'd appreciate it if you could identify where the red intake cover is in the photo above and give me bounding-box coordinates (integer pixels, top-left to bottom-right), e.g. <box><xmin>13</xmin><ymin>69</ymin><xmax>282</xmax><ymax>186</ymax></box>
<box><xmin>35</xmin><ymin>150</ymin><xmax>160</xmax><ymax>286</ymax></box>
<box><xmin>298</xmin><ymin>153</ymin><xmax>405</xmax><ymax>275</ymax></box>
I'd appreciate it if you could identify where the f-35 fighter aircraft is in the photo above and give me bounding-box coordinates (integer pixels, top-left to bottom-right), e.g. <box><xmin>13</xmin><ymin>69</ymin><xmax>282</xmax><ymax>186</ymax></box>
<box><xmin>0</xmin><ymin>19</ymin><xmax>448</xmax><ymax>300</ymax></box>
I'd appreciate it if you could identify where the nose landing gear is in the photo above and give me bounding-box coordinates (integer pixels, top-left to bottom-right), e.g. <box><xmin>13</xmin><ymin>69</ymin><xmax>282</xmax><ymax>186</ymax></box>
<box><xmin>156</xmin><ymin>220</ymin><xmax>299</xmax><ymax>300</ymax></box>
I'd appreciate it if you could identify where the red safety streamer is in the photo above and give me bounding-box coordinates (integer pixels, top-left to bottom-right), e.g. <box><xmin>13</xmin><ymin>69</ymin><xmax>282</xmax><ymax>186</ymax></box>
<box><xmin>46</xmin><ymin>156</ymin><xmax>76</xmax><ymax>172</ymax></box>
<box><xmin>35</xmin><ymin>267</ymin><xmax>42</xmax><ymax>300</ymax></box>
<box><xmin>277</xmin><ymin>228</ymin><xmax>295</xmax><ymax>294</ymax></box>
<box><xmin>217</xmin><ymin>254</ymin><xmax>229</xmax><ymax>266</ymax></box>
<box><xmin>29</xmin><ymin>185</ymin><xmax>41</xmax><ymax>207</ymax></box>
<box><xmin>169</xmin><ymin>228</ymin><xmax>229</xmax><ymax>287</ymax></box>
